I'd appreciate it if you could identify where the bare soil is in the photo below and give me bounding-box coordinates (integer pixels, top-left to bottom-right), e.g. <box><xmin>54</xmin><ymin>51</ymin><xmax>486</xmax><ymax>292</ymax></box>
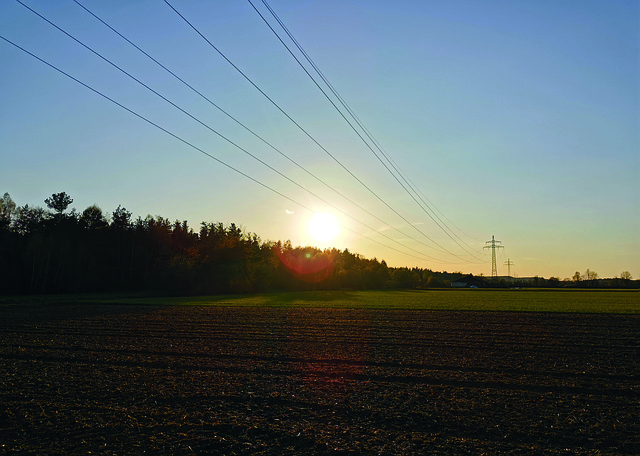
<box><xmin>1</xmin><ymin>303</ymin><xmax>639</xmax><ymax>454</ymax></box>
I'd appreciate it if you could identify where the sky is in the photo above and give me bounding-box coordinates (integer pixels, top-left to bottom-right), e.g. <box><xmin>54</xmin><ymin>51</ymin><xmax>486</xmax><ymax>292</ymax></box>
<box><xmin>1</xmin><ymin>0</ymin><xmax>638</xmax><ymax>280</ymax></box>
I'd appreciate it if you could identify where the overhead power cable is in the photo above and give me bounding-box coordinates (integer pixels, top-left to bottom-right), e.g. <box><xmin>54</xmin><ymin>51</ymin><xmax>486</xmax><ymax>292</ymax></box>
<box><xmin>0</xmin><ymin>34</ymin><xmax>449</xmax><ymax>264</ymax></box>
<box><xmin>19</xmin><ymin>0</ymin><xmax>456</xmax><ymax>263</ymax></box>
<box><xmin>163</xmin><ymin>0</ymin><xmax>479</xmax><ymax>263</ymax></box>
<box><xmin>71</xmin><ymin>0</ymin><xmax>467</xmax><ymax>261</ymax></box>
<box><xmin>0</xmin><ymin>36</ymin><xmax>300</xmax><ymax>213</ymax></box>
<box><xmin>252</xmin><ymin>0</ymin><xmax>484</xmax><ymax>262</ymax></box>
<box><xmin>8</xmin><ymin>2</ymin><xmax>461</xmax><ymax>264</ymax></box>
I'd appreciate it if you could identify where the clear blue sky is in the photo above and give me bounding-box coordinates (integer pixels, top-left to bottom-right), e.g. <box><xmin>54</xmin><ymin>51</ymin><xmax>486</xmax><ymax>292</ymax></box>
<box><xmin>1</xmin><ymin>0</ymin><xmax>638</xmax><ymax>279</ymax></box>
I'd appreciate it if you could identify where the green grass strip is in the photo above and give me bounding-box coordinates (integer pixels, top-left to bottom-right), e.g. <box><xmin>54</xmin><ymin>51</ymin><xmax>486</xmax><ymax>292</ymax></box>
<box><xmin>2</xmin><ymin>289</ymin><xmax>638</xmax><ymax>314</ymax></box>
<box><xmin>85</xmin><ymin>289</ymin><xmax>640</xmax><ymax>314</ymax></box>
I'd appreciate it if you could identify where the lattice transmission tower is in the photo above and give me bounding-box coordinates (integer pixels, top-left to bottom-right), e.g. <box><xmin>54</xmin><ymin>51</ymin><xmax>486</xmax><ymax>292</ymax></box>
<box><xmin>484</xmin><ymin>235</ymin><xmax>504</xmax><ymax>278</ymax></box>
<box><xmin>504</xmin><ymin>259</ymin><xmax>515</xmax><ymax>277</ymax></box>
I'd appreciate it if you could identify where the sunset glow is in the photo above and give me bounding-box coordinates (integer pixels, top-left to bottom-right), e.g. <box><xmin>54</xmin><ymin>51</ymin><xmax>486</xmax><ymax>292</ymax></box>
<box><xmin>0</xmin><ymin>1</ymin><xmax>636</xmax><ymax>278</ymax></box>
<box><xmin>309</xmin><ymin>213</ymin><xmax>339</xmax><ymax>243</ymax></box>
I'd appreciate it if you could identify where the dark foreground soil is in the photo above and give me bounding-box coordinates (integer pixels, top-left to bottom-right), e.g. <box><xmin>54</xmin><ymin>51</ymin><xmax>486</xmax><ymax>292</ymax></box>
<box><xmin>1</xmin><ymin>303</ymin><xmax>639</xmax><ymax>455</ymax></box>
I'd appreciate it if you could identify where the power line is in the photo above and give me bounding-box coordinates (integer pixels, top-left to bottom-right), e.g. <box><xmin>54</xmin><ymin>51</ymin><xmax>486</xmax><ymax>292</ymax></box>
<box><xmin>0</xmin><ymin>35</ymin><xmax>300</xmax><ymax>211</ymax></box>
<box><xmin>5</xmin><ymin>3</ymin><xmax>464</xmax><ymax>264</ymax></box>
<box><xmin>0</xmin><ymin>34</ymin><xmax>444</xmax><ymax>264</ymax></box>
<box><xmin>9</xmin><ymin>2</ymin><xmax>482</xmax><ymax>266</ymax></box>
<box><xmin>163</xmin><ymin>0</ymin><xmax>479</xmax><ymax>263</ymax></box>
<box><xmin>251</xmin><ymin>0</ymin><xmax>484</xmax><ymax>262</ymax></box>
<box><xmin>70</xmin><ymin>0</ymin><xmax>470</xmax><ymax>262</ymax></box>
<box><xmin>20</xmin><ymin>0</ymin><xmax>462</xmax><ymax>264</ymax></box>
<box><xmin>250</xmin><ymin>0</ymin><xmax>482</xmax><ymax>262</ymax></box>
<box><xmin>13</xmin><ymin>1</ymin><xmax>320</xmax><ymax>200</ymax></box>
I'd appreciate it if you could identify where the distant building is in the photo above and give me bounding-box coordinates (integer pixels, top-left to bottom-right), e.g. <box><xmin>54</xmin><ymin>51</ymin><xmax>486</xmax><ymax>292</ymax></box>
<box><xmin>492</xmin><ymin>275</ymin><xmax>515</xmax><ymax>282</ymax></box>
<box><xmin>451</xmin><ymin>274</ymin><xmax>487</xmax><ymax>288</ymax></box>
<box><xmin>452</xmin><ymin>275</ymin><xmax>540</xmax><ymax>287</ymax></box>
<box><xmin>492</xmin><ymin>275</ymin><xmax>533</xmax><ymax>284</ymax></box>
<box><xmin>511</xmin><ymin>277</ymin><xmax>537</xmax><ymax>285</ymax></box>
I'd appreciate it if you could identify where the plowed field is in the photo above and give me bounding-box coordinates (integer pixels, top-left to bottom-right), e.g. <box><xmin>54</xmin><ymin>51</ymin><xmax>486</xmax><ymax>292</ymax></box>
<box><xmin>1</xmin><ymin>302</ymin><xmax>639</xmax><ymax>454</ymax></box>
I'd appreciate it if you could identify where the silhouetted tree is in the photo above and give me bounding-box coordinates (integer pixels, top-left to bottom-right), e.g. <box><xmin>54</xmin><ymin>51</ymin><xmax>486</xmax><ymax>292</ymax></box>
<box><xmin>45</xmin><ymin>192</ymin><xmax>73</xmax><ymax>215</ymax></box>
<box><xmin>582</xmin><ymin>269</ymin><xmax>598</xmax><ymax>288</ymax></box>
<box><xmin>620</xmin><ymin>271</ymin><xmax>632</xmax><ymax>280</ymax></box>
<box><xmin>111</xmin><ymin>205</ymin><xmax>132</xmax><ymax>230</ymax></box>
<box><xmin>426</xmin><ymin>275</ymin><xmax>444</xmax><ymax>288</ymax></box>
<box><xmin>0</xmin><ymin>192</ymin><xmax>16</xmax><ymax>230</ymax></box>
<box><xmin>584</xmin><ymin>269</ymin><xmax>598</xmax><ymax>281</ymax></box>
<box><xmin>81</xmin><ymin>205</ymin><xmax>107</xmax><ymax>229</ymax></box>
<box><xmin>392</xmin><ymin>267</ymin><xmax>420</xmax><ymax>288</ymax></box>
<box><xmin>13</xmin><ymin>205</ymin><xmax>46</xmax><ymax>235</ymax></box>
<box><xmin>6</xmin><ymin>193</ymin><xmax>536</xmax><ymax>295</ymax></box>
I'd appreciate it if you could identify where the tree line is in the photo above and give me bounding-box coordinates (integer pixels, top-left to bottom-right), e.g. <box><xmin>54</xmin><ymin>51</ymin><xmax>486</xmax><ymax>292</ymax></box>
<box><xmin>2</xmin><ymin>192</ymin><xmax>636</xmax><ymax>295</ymax></box>
<box><xmin>567</xmin><ymin>269</ymin><xmax>637</xmax><ymax>289</ymax></box>
<box><xmin>0</xmin><ymin>192</ymin><xmax>462</xmax><ymax>296</ymax></box>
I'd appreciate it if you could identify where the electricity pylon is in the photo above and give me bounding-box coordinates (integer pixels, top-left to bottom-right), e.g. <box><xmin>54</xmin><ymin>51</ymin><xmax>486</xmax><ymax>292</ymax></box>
<box><xmin>484</xmin><ymin>235</ymin><xmax>503</xmax><ymax>278</ymax></box>
<box><xmin>504</xmin><ymin>259</ymin><xmax>514</xmax><ymax>277</ymax></box>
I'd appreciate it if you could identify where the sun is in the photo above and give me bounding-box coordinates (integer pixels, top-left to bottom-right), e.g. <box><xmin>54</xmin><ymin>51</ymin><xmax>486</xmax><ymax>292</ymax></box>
<box><xmin>309</xmin><ymin>213</ymin><xmax>339</xmax><ymax>243</ymax></box>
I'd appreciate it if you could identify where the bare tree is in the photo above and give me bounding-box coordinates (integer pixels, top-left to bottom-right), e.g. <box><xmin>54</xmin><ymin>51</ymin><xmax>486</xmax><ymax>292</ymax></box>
<box><xmin>584</xmin><ymin>269</ymin><xmax>598</xmax><ymax>281</ymax></box>
<box><xmin>620</xmin><ymin>271</ymin><xmax>632</xmax><ymax>280</ymax></box>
